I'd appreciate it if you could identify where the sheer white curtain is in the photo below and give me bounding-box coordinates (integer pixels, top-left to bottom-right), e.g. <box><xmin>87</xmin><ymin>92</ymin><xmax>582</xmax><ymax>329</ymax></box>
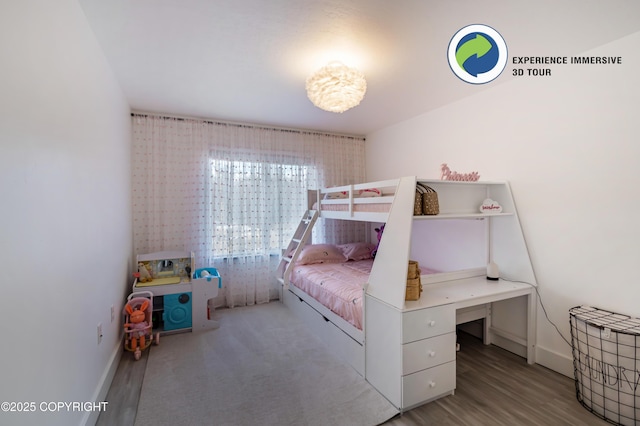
<box><xmin>132</xmin><ymin>114</ymin><xmax>366</xmax><ymax>308</ymax></box>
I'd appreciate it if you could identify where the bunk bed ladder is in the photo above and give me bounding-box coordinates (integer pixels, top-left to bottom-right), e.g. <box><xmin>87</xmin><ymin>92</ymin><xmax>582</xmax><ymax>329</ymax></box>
<box><xmin>276</xmin><ymin>209</ymin><xmax>318</xmax><ymax>289</ymax></box>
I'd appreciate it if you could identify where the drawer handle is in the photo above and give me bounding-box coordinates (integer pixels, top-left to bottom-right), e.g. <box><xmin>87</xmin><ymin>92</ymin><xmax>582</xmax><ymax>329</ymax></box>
<box><xmin>428</xmin><ymin>320</ymin><xmax>436</xmax><ymax>327</ymax></box>
<box><xmin>429</xmin><ymin>381</ymin><xmax>436</xmax><ymax>388</ymax></box>
<box><xmin>428</xmin><ymin>350</ymin><xmax>436</xmax><ymax>357</ymax></box>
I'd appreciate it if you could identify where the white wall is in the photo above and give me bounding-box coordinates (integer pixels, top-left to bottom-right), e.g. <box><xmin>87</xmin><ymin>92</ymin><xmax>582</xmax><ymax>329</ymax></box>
<box><xmin>0</xmin><ymin>2</ymin><xmax>132</xmax><ymax>425</ymax></box>
<box><xmin>366</xmin><ymin>32</ymin><xmax>640</xmax><ymax>376</ymax></box>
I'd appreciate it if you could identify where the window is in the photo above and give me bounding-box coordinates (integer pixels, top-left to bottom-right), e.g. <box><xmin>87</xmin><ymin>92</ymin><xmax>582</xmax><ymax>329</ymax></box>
<box><xmin>210</xmin><ymin>158</ymin><xmax>316</xmax><ymax>258</ymax></box>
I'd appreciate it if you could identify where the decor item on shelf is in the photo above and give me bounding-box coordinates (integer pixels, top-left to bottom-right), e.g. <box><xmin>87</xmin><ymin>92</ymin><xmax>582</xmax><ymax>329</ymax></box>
<box><xmin>406</xmin><ymin>260</ymin><xmax>423</xmax><ymax>301</ymax></box>
<box><xmin>440</xmin><ymin>163</ymin><xmax>480</xmax><ymax>182</ymax></box>
<box><xmin>479</xmin><ymin>198</ymin><xmax>503</xmax><ymax>214</ymax></box>
<box><xmin>305</xmin><ymin>61</ymin><xmax>367</xmax><ymax>113</ymax></box>
<box><xmin>414</xmin><ymin>186</ymin><xmax>424</xmax><ymax>215</ymax></box>
<box><xmin>486</xmin><ymin>261</ymin><xmax>500</xmax><ymax>281</ymax></box>
<box><xmin>415</xmin><ymin>182</ymin><xmax>439</xmax><ymax>215</ymax></box>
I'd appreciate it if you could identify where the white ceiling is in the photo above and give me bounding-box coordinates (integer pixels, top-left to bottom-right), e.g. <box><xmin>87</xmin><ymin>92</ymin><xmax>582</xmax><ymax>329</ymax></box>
<box><xmin>79</xmin><ymin>0</ymin><xmax>640</xmax><ymax>136</ymax></box>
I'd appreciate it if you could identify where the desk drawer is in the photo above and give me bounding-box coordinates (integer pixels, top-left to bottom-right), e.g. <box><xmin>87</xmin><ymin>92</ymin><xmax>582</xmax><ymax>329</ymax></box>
<box><xmin>402</xmin><ymin>332</ymin><xmax>456</xmax><ymax>375</ymax></box>
<box><xmin>402</xmin><ymin>361</ymin><xmax>456</xmax><ymax>409</ymax></box>
<box><xmin>403</xmin><ymin>305</ymin><xmax>454</xmax><ymax>343</ymax></box>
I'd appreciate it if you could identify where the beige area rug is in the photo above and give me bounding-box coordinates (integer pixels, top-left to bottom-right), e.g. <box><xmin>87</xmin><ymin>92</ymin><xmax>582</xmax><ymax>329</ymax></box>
<box><xmin>135</xmin><ymin>302</ymin><xmax>398</xmax><ymax>426</ymax></box>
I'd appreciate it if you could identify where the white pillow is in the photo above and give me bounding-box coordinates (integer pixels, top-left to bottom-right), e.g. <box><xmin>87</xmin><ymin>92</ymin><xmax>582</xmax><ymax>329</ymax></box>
<box><xmin>324</xmin><ymin>191</ymin><xmax>348</xmax><ymax>199</ymax></box>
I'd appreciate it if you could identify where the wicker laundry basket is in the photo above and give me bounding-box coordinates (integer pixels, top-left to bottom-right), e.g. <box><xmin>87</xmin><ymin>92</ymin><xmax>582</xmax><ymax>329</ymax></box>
<box><xmin>406</xmin><ymin>260</ymin><xmax>423</xmax><ymax>301</ymax></box>
<box><xmin>569</xmin><ymin>306</ymin><xmax>640</xmax><ymax>425</ymax></box>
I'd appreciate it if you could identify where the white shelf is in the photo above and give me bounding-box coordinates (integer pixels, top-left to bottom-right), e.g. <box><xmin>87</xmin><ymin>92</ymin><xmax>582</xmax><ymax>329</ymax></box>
<box><xmin>417</xmin><ymin>178</ymin><xmax>507</xmax><ymax>185</ymax></box>
<box><xmin>413</xmin><ymin>212</ymin><xmax>513</xmax><ymax>220</ymax></box>
<box><xmin>134</xmin><ymin>280</ymin><xmax>192</xmax><ymax>296</ymax></box>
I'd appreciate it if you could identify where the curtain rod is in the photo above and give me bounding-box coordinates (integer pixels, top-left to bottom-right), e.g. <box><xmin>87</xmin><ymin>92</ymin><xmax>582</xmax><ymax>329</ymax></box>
<box><xmin>131</xmin><ymin>112</ymin><xmax>366</xmax><ymax>141</ymax></box>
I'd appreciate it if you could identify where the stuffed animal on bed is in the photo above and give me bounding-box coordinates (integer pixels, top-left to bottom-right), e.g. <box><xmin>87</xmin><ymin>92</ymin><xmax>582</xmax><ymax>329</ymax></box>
<box><xmin>371</xmin><ymin>224</ymin><xmax>385</xmax><ymax>259</ymax></box>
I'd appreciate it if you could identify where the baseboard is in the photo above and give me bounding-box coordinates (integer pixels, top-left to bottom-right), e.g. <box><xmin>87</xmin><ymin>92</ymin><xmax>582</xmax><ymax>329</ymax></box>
<box><xmin>490</xmin><ymin>335</ymin><xmax>574</xmax><ymax>379</ymax></box>
<box><xmin>491</xmin><ymin>334</ymin><xmax>527</xmax><ymax>358</ymax></box>
<box><xmin>534</xmin><ymin>344</ymin><xmax>574</xmax><ymax>378</ymax></box>
<box><xmin>82</xmin><ymin>342</ymin><xmax>122</xmax><ymax>426</ymax></box>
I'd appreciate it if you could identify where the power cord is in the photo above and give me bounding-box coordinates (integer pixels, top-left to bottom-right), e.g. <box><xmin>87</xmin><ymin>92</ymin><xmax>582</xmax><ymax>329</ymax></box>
<box><xmin>500</xmin><ymin>277</ymin><xmax>572</xmax><ymax>348</ymax></box>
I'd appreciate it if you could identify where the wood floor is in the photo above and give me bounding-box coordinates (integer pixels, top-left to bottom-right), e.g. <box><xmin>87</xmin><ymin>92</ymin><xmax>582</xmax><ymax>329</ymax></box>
<box><xmin>98</xmin><ymin>327</ymin><xmax>610</xmax><ymax>426</ymax></box>
<box><xmin>383</xmin><ymin>331</ymin><xmax>610</xmax><ymax>426</ymax></box>
<box><xmin>97</xmin><ymin>347</ymin><xmax>149</xmax><ymax>426</ymax></box>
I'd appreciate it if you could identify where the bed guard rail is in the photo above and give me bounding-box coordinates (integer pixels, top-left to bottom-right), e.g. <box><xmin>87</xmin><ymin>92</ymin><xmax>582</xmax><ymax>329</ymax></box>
<box><xmin>313</xmin><ymin>178</ymin><xmax>401</xmax><ymax>219</ymax></box>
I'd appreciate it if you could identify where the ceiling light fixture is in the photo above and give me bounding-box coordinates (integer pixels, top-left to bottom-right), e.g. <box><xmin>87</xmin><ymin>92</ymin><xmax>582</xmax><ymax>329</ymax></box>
<box><xmin>305</xmin><ymin>61</ymin><xmax>367</xmax><ymax>113</ymax></box>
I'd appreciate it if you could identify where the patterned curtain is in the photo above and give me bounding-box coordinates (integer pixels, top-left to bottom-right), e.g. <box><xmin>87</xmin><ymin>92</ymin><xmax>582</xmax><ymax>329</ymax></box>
<box><xmin>132</xmin><ymin>114</ymin><xmax>366</xmax><ymax>307</ymax></box>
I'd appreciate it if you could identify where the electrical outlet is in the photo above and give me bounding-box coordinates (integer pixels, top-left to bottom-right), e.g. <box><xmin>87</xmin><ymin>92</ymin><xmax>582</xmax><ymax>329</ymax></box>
<box><xmin>97</xmin><ymin>323</ymin><xmax>103</xmax><ymax>345</ymax></box>
<box><xmin>111</xmin><ymin>305</ymin><xmax>115</xmax><ymax>323</ymax></box>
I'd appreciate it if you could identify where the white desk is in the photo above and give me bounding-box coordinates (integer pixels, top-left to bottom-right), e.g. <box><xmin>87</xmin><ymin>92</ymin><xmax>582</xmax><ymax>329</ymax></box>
<box><xmin>405</xmin><ymin>275</ymin><xmax>536</xmax><ymax>364</ymax></box>
<box><xmin>365</xmin><ymin>275</ymin><xmax>537</xmax><ymax>411</ymax></box>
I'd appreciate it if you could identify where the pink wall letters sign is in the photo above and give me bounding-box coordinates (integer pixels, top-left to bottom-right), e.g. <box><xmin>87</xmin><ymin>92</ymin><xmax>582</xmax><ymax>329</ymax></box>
<box><xmin>440</xmin><ymin>163</ymin><xmax>480</xmax><ymax>182</ymax></box>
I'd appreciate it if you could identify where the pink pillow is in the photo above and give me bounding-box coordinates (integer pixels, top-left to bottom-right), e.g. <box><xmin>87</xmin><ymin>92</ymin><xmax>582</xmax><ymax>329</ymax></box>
<box><xmin>296</xmin><ymin>244</ymin><xmax>347</xmax><ymax>265</ymax></box>
<box><xmin>357</xmin><ymin>188</ymin><xmax>381</xmax><ymax>197</ymax></box>
<box><xmin>338</xmin><ymin>242</ymin><xmax>377</xmax><ymax>261</ymax></box>
<box><xmin>324</xmin><ymin>191</ymin><xmax>348</xmax><ymax>199</ymax></box>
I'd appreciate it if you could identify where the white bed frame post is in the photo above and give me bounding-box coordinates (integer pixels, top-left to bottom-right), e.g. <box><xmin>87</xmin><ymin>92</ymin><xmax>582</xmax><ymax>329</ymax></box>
<box><xmin>365</xmin><ymin>176</ymin><xmax>416</xmax><ymax>309</ymax></box>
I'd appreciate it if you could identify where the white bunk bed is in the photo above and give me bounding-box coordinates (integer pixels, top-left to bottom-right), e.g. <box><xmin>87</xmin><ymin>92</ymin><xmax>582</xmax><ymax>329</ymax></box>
<box><xmin>279</xmin><ymin>179</ymin><xmax>399</xmax><ymax>376</ymax></box>
<box><xmin>278</xmin><ymin>176</ymin><xmax>538</xmax><ymax>411</ymax></box>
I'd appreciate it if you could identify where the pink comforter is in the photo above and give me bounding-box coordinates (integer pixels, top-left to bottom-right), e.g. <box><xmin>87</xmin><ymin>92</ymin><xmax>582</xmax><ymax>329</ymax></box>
<box><xmin>290</xmin><ymin>260</ymin><xmax>373</xmax><ymax>330</ymax></box>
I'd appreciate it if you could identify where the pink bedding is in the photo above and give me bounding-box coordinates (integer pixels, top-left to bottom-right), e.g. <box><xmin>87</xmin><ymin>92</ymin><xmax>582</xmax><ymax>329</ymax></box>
<box><xmin>290</xmin><ymin>259</ymin><xmax>373</xmax><ymax>330</ymax></box>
